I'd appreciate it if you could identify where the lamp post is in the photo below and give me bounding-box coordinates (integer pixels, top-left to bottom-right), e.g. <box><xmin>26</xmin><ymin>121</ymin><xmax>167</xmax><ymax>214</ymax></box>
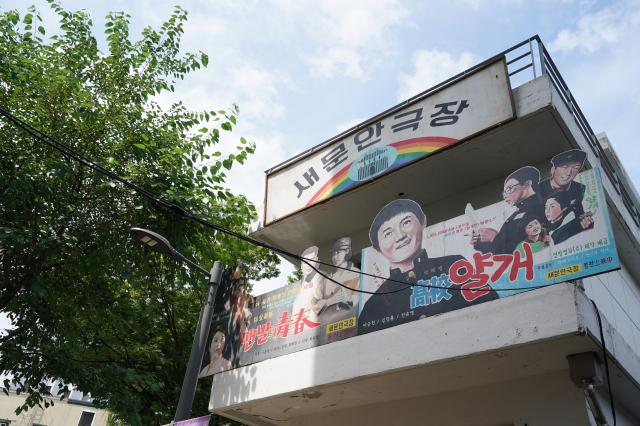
<box><xmin>130</xmin><ymin>227</ymin><xmax>223</xmax><ymax>422</ymax></box>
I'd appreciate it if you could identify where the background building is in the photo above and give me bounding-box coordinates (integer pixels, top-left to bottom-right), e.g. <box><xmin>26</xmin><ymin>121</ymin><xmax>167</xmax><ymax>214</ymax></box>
<box><xmin>0</xmin><ymin>381</ymin><xmax>110</xmax><ymax>426</ymax></box>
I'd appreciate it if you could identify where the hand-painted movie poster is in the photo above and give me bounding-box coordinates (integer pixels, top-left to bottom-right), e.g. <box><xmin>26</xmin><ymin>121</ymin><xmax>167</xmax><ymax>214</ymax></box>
<box><xmin>198</xmin><ymin>239</ymin><xmax>360</xmax><ymax>377</ymax></box>
<box><xmin>201</xmin><ymin>148</ymin><xmax>619</xmax><ymax>376</ymax></box>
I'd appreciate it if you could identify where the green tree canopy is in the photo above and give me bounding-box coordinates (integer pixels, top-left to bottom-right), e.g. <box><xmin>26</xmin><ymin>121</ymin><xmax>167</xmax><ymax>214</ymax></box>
<box><xmin>0</xmin><ymin>2</ymin><xmax>278</xmax><ymax>424</ymax></box>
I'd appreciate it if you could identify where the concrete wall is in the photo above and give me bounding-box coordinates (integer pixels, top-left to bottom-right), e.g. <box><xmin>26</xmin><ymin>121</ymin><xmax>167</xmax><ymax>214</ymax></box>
<box><xmin>590</xmin><ymin>384</ymin><xmax>638</xmax><ymax>426</ymax></box>
<box><xmin>292</xmin><ymin>371</ymin><xmax>589</xmax><ymax>426</ymax></box>
<box><xmin>583</xmin><ymin>262</ymin><xmax>640</xmax><ymax>375</ymax></box>
<box><xmin>211</xmin><ymin>284</ymin><xmax>588</xmax><ymax>414</ymax></box>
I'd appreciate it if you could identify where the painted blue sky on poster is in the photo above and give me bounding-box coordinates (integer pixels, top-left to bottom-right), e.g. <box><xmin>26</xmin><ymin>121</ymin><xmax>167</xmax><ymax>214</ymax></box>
<box><xmin>2</xmin><ymin>0</ymin><xmax>639</xmax><ymax>297</ymax></box>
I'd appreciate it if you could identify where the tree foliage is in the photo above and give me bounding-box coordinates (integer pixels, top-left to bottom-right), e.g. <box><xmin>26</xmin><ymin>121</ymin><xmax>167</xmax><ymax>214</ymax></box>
<box><xmin>0</xmin><ymin>2</ymin><xmax>278</xmax><ymax>424</ymax></box>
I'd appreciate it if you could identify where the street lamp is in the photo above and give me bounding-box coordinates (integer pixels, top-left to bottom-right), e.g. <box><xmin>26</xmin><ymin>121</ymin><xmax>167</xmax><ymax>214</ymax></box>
<box><xmin>130</xmin><ymin>227</ymin><xmax>210</xmax><ymax>276</ymax></box>
<box><xmin>130</xmin><ymin>227</ymin><xmax>223</xmax><ymax>422</ymax></box>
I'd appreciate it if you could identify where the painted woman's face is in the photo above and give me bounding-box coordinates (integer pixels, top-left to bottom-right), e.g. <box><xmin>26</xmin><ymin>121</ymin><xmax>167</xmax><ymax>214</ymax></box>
<box><xmin>210</xmin><ymin>331</ymin><xmax>225</xmax><ymax>353</ymax></box>
<box><xmin>525</xmin><ymin>219</ymin><xmax>542</xmax><ymax>238</ymax></box>
<box><xmin>545</xmin><ymin>198</ymin><xmax>565</xmax><ymax>223</ymax></box>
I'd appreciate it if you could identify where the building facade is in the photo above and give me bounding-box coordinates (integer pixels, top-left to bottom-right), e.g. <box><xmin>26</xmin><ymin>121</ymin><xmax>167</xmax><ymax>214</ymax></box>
<box><xmin>205</xmin><ymin>37</ymin><xmax>640</xmax><ymax>426</ymax></box>
<box><xmin>0</xmin><ymin>384</ymin><xmax>110</xmax><ymax>426</ymax></box>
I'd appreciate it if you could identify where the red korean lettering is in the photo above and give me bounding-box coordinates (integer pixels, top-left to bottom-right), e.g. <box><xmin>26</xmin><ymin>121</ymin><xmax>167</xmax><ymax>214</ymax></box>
<box><xmin>510</xmin><ymin>243</ymin><xmax>534</xmax><ymax>281</ymax></box>
<box><xmin>490</xmin><ymin>254</ymin><xmax>513</xmax><ymax>282</ymax></box>
<box><xmin>472</xmin><ymin>252</ymin><xmax>493</xmax><ymax>275</ymax></box>
<box><xmin>241</xmin><ymin>328</ymin><xmax>257</xmax><ymax>352</ymax></box>
<box><xmin>448</xmin><ymin>258</ymin><xmax>474</xmax><ymax>284</ymax></box>
<box><xmin>449</xmin><ymin>257</ymin><xmax>492</xmax><ymax>302</ymax></box>
<box><xmin>256</xmin><ymin>322</ymin><xmax>272</xmax><ymax>345</ymax></box>
<box><xmin>461</xmin><ymin>274</ymin><xmax>490</xmax><ymax>302</ymax></box>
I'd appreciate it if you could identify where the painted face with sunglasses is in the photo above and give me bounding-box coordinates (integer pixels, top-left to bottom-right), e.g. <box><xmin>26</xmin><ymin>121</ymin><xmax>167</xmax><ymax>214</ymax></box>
<box><xmin>502</xmin><ymin>178</ymin><xmax>530</xmax><ymax>206</ymax></box>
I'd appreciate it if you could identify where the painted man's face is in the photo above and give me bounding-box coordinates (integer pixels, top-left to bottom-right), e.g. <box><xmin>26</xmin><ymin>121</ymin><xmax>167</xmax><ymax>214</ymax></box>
<box><xmin>551</xmin><ymin>161</ymin><xmax>582</xmax><ymax>188</ymax></box>
<box><xmin>332</xmin><ymin>247</ymin><xmax>349</xmax><ymax>268</ymax></box>
<box><xmin>377</xmin><ymin>212</ymin><xmax>424</xmax><ymax>264</ymax></box>
<box><xmin>301</xmin><ymin>255</ymin><xmax>318</xmax><ymax>276</ymax></box>
<box><xmin>503</xmin><ymin>178</ymin><xmax>526</xmax><ymax>206</ymax></box>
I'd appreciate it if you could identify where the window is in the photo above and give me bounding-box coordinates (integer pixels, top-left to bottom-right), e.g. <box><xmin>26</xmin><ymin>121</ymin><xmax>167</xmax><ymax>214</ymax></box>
<box><xmin>77</xmin><ymin>411</ymin><xmax>95</xmax><ymax>426</ymax></box>
<box><xmin>0</xmin><ymin>420</ymin><xmax>11</xmax><ymax>426</ymax></box>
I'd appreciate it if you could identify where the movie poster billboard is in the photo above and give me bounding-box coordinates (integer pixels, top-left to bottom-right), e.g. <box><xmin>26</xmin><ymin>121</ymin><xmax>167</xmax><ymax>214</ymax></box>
<box><xmin>203</xmin><ymin>149</ymin><xmax>619</xmax><ymax>376</ymax></box>
<box><xmin>358</xmin><ymin>151</ymin><xmax>619</xmax><ymax>333</ymax></box>
<box><xmin>199</xmin><ymin>240</ymin><xmax>360</xmax><ymax>377</ymax></box>
<box><xmin>264</xmin><ymin>58</ymin><xmax>515</xmax><ymax>224</ymax></box>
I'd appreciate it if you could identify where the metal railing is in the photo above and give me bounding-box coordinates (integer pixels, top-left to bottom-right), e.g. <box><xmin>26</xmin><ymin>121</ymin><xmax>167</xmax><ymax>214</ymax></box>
<box><xmin>505</xmin><ymin>35</ymin><xmax>640</xmax><ymax>228</ymax></box>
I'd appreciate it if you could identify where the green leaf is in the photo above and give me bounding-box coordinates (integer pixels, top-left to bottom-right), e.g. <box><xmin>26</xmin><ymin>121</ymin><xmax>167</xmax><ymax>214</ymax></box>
<box><xmin>0</xmin><ymin>3</ymin><xmax>279</xmax><ymax>424</ymax></box>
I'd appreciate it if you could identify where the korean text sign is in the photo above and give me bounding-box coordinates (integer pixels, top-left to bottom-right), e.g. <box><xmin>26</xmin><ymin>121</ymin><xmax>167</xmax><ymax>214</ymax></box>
<box><xmin>265</xmin><ymin>58</ymin><xmax>515</xmax><ymax>224</ymax></box>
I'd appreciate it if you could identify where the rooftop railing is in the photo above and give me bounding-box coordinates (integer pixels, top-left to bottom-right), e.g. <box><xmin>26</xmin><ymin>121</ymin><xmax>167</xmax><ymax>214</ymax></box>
<box><xmin>505</xmin><ymin>35</ymin><xmax>640</xmax><ymax>228</ymax></box>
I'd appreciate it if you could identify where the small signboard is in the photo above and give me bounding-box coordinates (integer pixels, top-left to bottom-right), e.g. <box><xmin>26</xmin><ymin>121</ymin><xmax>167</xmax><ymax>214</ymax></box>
<box><xmin>264</xmin><ymin>57</ymin><xmax>515</xmax><ymax>224</ymax></box>
<box><xmin>162</xmin><ymin>415</ymin><xmax>210</xmax><ymax>426</ymax></box>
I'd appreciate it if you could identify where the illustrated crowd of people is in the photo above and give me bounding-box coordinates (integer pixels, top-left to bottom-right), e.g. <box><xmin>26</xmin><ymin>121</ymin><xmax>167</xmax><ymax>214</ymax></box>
<box><xmin>471</xmin><ymin>149</ymin><xmax>594</xmax><ymax>255</ymax></box>
<box><xmin>294</xmin><ymin>149</ymin><xmax>597</xmax><ymax>334</ymax></box>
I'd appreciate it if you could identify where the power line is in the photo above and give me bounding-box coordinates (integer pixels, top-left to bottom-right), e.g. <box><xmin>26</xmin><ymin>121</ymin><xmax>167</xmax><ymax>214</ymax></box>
<box><xmin>589</xmin><ymin>299</ymin><xmax>617</xmax><ymax>426</ymax></box>
<box><xmin>1</xmin><ymin>105</ymin><xmax>558</xmax><ymax>296</ymax></box>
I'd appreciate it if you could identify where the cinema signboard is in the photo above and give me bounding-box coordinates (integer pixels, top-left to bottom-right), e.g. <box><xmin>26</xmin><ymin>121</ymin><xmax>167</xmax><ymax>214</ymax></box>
<box><xmin>264</xmin><ymin>57</ymin><xmax>516</xmax><ymax>225</ymax></box>
<box><xmin>200</xmin><ymin>149</ymin><xmax>619</xmax><ymax>377</ymax></box>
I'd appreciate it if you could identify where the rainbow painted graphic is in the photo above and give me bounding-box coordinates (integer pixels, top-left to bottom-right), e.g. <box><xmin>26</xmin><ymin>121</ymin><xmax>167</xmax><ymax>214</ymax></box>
<box><xmin>305</xmin><ymin>136</ymin><xmax>458</xmax><ymax>207</ymax></box>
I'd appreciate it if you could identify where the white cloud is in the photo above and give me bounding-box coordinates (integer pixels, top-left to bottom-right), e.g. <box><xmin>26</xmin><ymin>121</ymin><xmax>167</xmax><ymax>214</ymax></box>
<box><xmin>0</xmin><ymin>313</ymin><xmax>13</xmax><ymax>335</ymax></box>
<box><xmin>397</xmin><ymin>49</ymin><xmax>477</xmax><ymax>100</ymax></box>
<box><xmin>300</xmin><ymin>0</ymin><xmax>410</xmax><ymax>80</ymax></box>
<box><xmin>225</xmin><ymin>131</ymin><xmax>289</xmax><ymax>204</ymax></box>
<box><xmin>549</xmin><ymin>4</ymin><xmax>629</xmax><ymax>53</ymax></box>
<box><xmin>308</xmin><ymin>48</ymin><xmax>366</xmax><ymax>80</ymax></box>
<box><xmin>550</xmin><ymin>1</ymin><xmax>640</xmax><ymax>189</ymax></box>
<box><xmin>451</xmin><ymin>0</ymin><xmax>529</xmax><ymax>8</ymax></box>
<box><xmin>226</xmin><ymin>64</ymin><xmax>287</xmax><ymax>122</ymax></box>
<box><xmin>251</xmin><ymin>256</ymin><xmax>296</xmax><ymax>295</ymax></box>
<box><xmin>154</xmin><ymin>55</ymin><xmax>286</xmax><ymax>126</ymax></box>
<box><xmin>335</xmin><ymin>117</ymin><xmax>366</xmax><ymax>134</ymax></box>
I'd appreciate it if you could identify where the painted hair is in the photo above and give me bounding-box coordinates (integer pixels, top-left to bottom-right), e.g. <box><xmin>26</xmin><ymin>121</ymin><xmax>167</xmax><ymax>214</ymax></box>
<box><xmin>505</xmin><ymin>165</ymin><xmax>540</xmax><ymax>188</ymax></box>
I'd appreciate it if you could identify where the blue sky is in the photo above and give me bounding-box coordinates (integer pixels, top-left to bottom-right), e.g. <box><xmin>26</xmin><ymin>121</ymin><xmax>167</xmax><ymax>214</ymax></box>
<box><xmin>3</xmin><ymin>0</ymin><xmax>640</xmax><ymax>295</ymax></box>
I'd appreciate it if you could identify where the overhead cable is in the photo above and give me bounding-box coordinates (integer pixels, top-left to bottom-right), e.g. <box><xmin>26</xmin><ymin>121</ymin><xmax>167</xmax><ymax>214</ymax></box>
<box><xmin>0</xmin><ymin>105</ymin><xmax>560</xmax><ymax>296</ymax></box>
